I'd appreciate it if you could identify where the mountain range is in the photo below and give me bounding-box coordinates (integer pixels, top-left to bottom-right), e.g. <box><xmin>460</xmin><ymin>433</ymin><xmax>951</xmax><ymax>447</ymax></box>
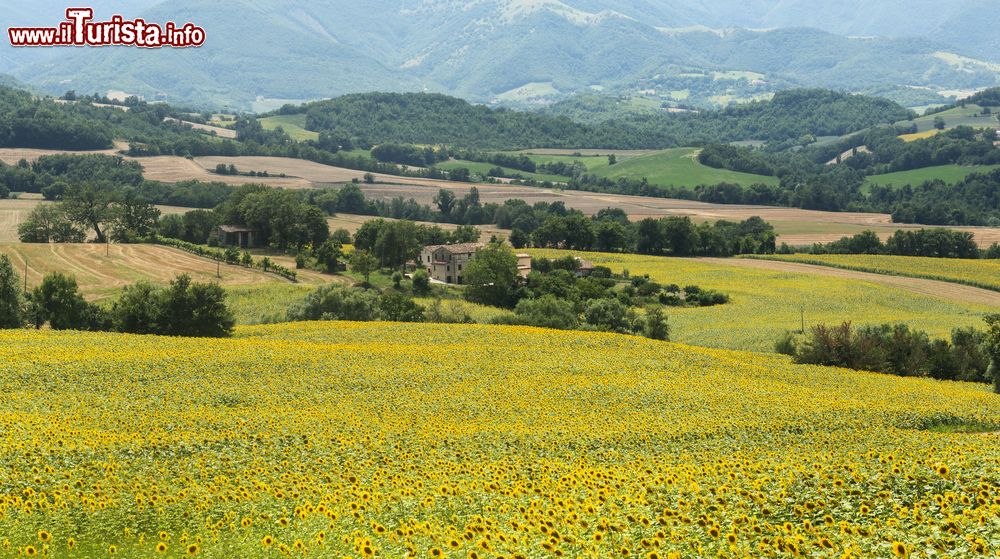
<box><xmin>2</xmin><ymin>0</ymin><xmax>999</xmax><ymax>111</ymax></box>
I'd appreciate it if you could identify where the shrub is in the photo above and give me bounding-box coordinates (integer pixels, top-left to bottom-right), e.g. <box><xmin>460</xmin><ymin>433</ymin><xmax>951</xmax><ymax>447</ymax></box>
<box><xmin>155</xmin><ymin>275</ymin><xmax>235</xmax><ymax>338</ymax></box>
<box><xmin>287</xmin><ymin>285</ymin><xmax>378</xmax><ymax>322</ymax></box>
<box><xmin>644</xmin><ymin>307</ymin><xmax>670</xmax><ymax>341</ymax></box>
<box><xmin>584</xmin><ymin>299</ymin><xmax>632</xmax><ymax>334</ymax></box>
<box><xmin>411</xmin><ymin>269</ymin><xmax>430</xmax><ymax>295</ymax></box>
<box><xmin>0</xmin><ymin>254</ymin><xmax>24</xmax><ymax>328</ymax></box>
<box><xmin>376</xmin><ymin>291</ymin><xmax>425</xmax><ymax>322</ymax></box>
<box><xmin>27</xmin><ymin>273</ymin><xmax>106</xmax><ymax>331</ymax></box>
<box><xmin>513</xmin><ymin>295</ymin><xmax>579</xmax><ymax>330</ymax></box>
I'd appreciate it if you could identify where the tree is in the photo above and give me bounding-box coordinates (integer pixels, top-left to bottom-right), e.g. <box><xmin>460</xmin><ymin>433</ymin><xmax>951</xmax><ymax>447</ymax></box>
<box><xmin>985</xmin><ymin>314</ymin><xmax>1000</xmax><ymax>394</ymax></box>
<box><xmin>27</xmin><ymin>273</ymin><xmax>97</xmax><ymax>330</ymax></box>
<box><xmin>363</xmin><ymin>173</ymin><xmax>375</xmax><ymax>184</ymax></box>
<box><xmin>111</xmin><ymin>191</ymin><xmax>161</xmax><ymax>242</ymax></box>
<box><xmin>463</xmin><ymin>242</ymin><xmax>519</xmax><ymax>308</ymax></box>
<box><xmin>62</xmin><ymin>181</ymin><xmax>119</xmax><ymax>243</ymax></box>
<box><xmin>17</xmin><ymin>204</ymin><xmax>86</xmax><ymax>243</ymax></box>
<box><xmin>377</xmin><ymin>291</ymin><xmax>425</xmax><ymax>322</ymax></box>
<box><xmin>644</xmin><ymin>306</ymin><xmax>670</xmax><ymax>341</ymax></box>
<box><xmin>315</xmin><ymin>240</ymin><xmax>343</xmax><ymax>273</ymax></box>
<box><xmin>111</xmin><ymin>281</ymin><xmax>160</xmax><ymax>335</ymax></box>
<box><xmin>412</xmin><ymin>269</ymin><xmax>431</xmax><ymax>295</ymax></box>
<box><xmin>0</xmin><ymin>254</ymin><xmax>24</xmax><ymax>328</ymax></box>
<box><xmin>584</xmin><ymin>299</ymin><xmax>632</xmax><ymax>334</ymax></box>
<box><xmin>434</xmin><ymin>188</ymin><xmax>456</xmax><ymax>217</ymax></box>
<box><xmin>156</xmin><ymin>274</ymin><xmax>234</xmax><ymax>337</ymax></box>
<box><xmin>350</xmin><ymin>250</ymin><xmax>379</xmax><ymax>285</ymax></box>
<box><xmin>934</xmin><ymin>116</ymin><xmax>946</xmax><ymax>130</ymax></box>
<box><xmin>608</xmin><ymin>154</ymin><xmax>617</xmax><ymax>166</ymax></box>
<box><xmin>513</xmin><ymin>295</ymin><xmax>579</xmax><ymax>330</ymax></box>
<box><xmin>509</xmin><ymin>228</ymin><xmax>529</xmax><ymax>249</ymax></box>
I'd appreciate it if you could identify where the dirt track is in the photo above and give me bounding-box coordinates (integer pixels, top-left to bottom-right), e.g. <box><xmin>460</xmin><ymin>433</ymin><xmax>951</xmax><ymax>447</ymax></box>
<box><xmin>704</xmin><ymin>258</ymin><xmax>1000</xmax><ymax>307</ymax></box>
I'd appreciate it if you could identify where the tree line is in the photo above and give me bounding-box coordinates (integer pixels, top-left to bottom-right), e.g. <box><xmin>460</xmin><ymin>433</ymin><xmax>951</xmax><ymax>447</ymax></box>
<box><xmin>777</xmin><ymin>318</ymin><xmax>1000</xmax><ymax>392</ymax></box>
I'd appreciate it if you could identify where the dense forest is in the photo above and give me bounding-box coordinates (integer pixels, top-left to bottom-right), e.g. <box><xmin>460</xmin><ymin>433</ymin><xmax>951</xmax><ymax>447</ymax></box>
<box><xmin>272</xmin><ymin>89</ymin><xmax>912</xmax><ymax>150</ymax></box>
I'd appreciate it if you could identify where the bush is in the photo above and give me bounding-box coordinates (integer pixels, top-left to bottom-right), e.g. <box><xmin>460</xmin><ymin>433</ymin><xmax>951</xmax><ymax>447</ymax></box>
<box><xmin>411</xmin><ymin>269</ymin><xmax>430</xmax><ymax>295</ymax></box>
<box><xmin>584</xmin><ymin>299</ymin><xmax>633</xmax><ymax>334</ymax></box>
<box><xmin>644</xmin><ymin>307</ymin><xmax>670</xmax><ymax>341</ymax></box>
<box><xmin>287</xmin><ymin>285</ymin><xmax>378</xmax><ymax>322</ymax></box>
<box><xmin>774</xmin><ymin>331</ymin><xmax>798</xmax><ymax>356</ymax></box>
<box><xmin>513</xmin><ymin>295</ymin><xmax>579</xmax><ymax>330</ymax></box>
<box><xmin>27</xmin><ymin>273</ymin><xmax>106</xmax><ymax>331</ymax></box>
<box><xmin>155</xmin><ymin>275</ymin><xmax>235</xmax><ymax>337</ymax></box>
<box><xmin>0</xmin><ymin>254</ymin><xmax>24</xmax><ymax>328</ymax></box>
<box><xmin>376</xmin><ymin>291</ymin><xmax>425</xmax><ymax>322</ymax></box>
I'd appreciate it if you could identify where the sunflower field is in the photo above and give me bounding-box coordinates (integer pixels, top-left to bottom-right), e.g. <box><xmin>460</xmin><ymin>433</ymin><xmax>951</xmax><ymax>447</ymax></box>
<box><xmin>748</xmin><ymin>255</ymin><xmax>1000</xmax><ymax>293</ymax></box>
<box><xmin>526</xmin><ymin>250</ymin><xmax>996</xmax><ymax>352</ymax></box>
<box><xmin>0</xmin><ymin>322</ymin><xmax>997</xmax><ymax>558</ymax></box>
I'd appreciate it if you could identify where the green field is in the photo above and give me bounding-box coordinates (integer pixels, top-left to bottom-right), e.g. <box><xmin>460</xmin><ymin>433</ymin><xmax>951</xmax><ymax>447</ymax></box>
<box><xmin>901</xmin><ymin>104</ymin><xmax>999</xmax><ymax>133</ymax></box>
<box><xmin>865</xmin><ymin>164</ymin><xmax>1000</xmax><ymax>190</ymax></box>
<box><xmin>587</xmin><ymin>148</ymin><xmax>780</xmax><ymax>188</ymax></box>
<box><xmin>434</xmin><ymin>159</ymin><xmax>569</xmax><ymax>182</ymax></box>
<box><xmin>259</xmin><ymin>114</ymin><xmax>319</xmax><ymax>141</ymax></box>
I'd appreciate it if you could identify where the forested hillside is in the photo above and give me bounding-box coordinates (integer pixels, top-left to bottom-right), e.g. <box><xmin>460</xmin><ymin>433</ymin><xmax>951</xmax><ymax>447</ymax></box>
<box><xmin>286</xmin><ymin>89</ymin><xmax>912</xmax><ymax>150</ymax></box>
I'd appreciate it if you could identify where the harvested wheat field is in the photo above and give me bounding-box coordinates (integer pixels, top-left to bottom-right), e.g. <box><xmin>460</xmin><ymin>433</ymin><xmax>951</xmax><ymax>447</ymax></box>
<box><xmin>0</xmin><ymin>243</ymin><xmax>295</xmax><ymax>299</ymax></box>
<box><xmin>327</xmin><ymin>212</ymin><xmax>511</xmax><ymax>241</ymax></box>
<box><xmin>704</xmin><ymin>257</ymin><xmax>1000</xmax><ymax>307</ymax></box>
<box><xmin>164</xmin><ymin>117</ymin><xmax>238</xmax><ymax>139</ymax></box>
<box><xmin>0</xmin><ymin>200</ymin><xmax>190</xmax><ymax>243</ymax></box>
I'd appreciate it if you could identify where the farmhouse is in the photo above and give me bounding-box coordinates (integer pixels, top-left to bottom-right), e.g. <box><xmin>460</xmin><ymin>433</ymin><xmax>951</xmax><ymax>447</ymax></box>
<box><xmin>216</xmin><ymin>225</ymin><xmax>260</xmax><ymax>248</ymax></box>
<box><xmin>420</xmin><ymin>243</ymin><xmax>533</xmax><ymax>284</ymax></box>
<box><xmin>420</xmin><ymin>243</ymin><xmax>483</xmax><ymax>284</ymax></box>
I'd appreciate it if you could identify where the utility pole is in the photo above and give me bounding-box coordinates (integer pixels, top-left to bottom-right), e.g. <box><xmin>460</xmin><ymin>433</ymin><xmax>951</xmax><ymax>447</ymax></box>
<box><xmin>23</xmin><ymin>258</ymin><xmax>28</xmax><ymax>294</ymax></box>
<box><xmin>217</xmin><ymin>259</ymin><xmax>221</xmax><ymax>279</ymax></box>
<box><xmin>106</xmin><ymin>241</ymin><xmax>110</xmax><ymax>257</ymax></box>
<box><xmin>800</xmin><ymin>305</ymin><xmax>805</xmax><ymax>334</ymax></box>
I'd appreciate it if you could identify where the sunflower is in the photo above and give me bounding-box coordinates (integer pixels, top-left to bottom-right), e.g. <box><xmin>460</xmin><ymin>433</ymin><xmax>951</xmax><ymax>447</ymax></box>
<box><xmin>37</xmin><ymin>531</ymin><xmax>52</xmax><ymax>543</ymax></box>
<box><xmin>187</xmin><ymin>543</ymin><xmax>199</xmax><ymax>555</ymax></box>
<box><xmin>892</xmin><ymin>542</ymin><xmax>908</xmax><ymax>558</ymax></box>
<box><xmin>156</xmin><ymin>542</ymin><xmax>168</xmax><ymax>554</ymax></box>
<box><xmin>25</xmin><ymin>546</ymin><xmax>37</xmax><ymax>557</ymax></box>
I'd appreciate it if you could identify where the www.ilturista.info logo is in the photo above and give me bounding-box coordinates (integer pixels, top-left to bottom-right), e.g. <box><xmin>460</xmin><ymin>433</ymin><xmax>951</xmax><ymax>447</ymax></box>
<box><xmin>8</xmin><ymin>8</ymin><xmax>205</xmax><ymax>48</ymax></box>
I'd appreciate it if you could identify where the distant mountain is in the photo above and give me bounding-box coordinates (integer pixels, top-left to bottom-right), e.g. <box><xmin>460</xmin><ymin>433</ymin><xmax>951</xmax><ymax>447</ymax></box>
<box><xmin>4</xmin><ymin>0</ymin><xmax>999</xmax><ymax>110</ymax></box>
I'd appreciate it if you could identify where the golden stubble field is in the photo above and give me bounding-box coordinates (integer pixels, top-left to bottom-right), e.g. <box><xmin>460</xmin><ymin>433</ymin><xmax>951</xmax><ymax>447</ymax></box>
<box><xmin>3</xmin><ymin>148</ymin><xmax>1000</xmax><ymax>246</ymax></box>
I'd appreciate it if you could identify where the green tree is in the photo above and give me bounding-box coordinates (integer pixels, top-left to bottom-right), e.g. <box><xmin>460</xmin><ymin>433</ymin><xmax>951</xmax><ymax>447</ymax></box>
<box><xmin>0</xmin><ymin>254</ymin><xmax>24</xmax><ymax>328</ymax></box>
<box><xmin>513</xmin><ymin>295</ymin><xmax>579</xmax><ymax>330</ymax></box>
<box><xmin>985</xmin><ymin>314</ymin><xmax>1000</xmax><ymax>394</ymax></box>
<box><xmin>376</xmin><ymin>291</ymin><xmax>425</xmax><ymax>322</ymax></box>
<box><xmin>412</xmin><ymin>269</ymin><xmax>431</xmax><ymax>295</ymax></box>
<box><xmin>315</xmin><ymin>240</ymin><xmax>343</xmax><ymax>273</ymax></box>
<box><xmin>584</xmin><ymin>299</ymin><xmax>631</xmax><ymax>334</ymax></box>
<box><xmin>350</xmin><ymin>250</ymin><xmax>379</xmax><ymax>286</ymax></box>
<box><xmin>463</xmin><ymin>242</ymin><xmax>518</xmax><ymax>308</ymax></box>
<box><xmin>18</xmin><ymin>203</ymin><xmax>86</xmax><ymax>243</ymax></box>
<box><xmin>111</xmin><ymin>191</ymin><xmax>161</xmax><ymax>242</ymax></box>
<box><xmin>156</xmin><ymin>274</ymin><xmax>234</xmax><ymax>338</ymax></box>
<box><xmin>644</xmin><ymin>306</ymin><xmax>670</xmax><ymax>341</ymax></box>
<box><xmin>27</xmin><ymin>273</ymin><xmax>95</xmax><ymax>330</ymax></box>
<box><xmin>934</xmin><ymin>116</ymin><xmax>946</xmax><ymax>130</ymax></box>
<box><xmin>111</xmin><ymin>281</ymin><xmax>160</xmax><ymax>335</ymax></box>
<box><xmin>434</xmin><ymin>188</ymin><xmax>456</xmax><ymax>217</ymax></box>
<box><xmin>62</xmin><ymin>181</ymin><xmax>118</xmax><ymax>243</ymax></box>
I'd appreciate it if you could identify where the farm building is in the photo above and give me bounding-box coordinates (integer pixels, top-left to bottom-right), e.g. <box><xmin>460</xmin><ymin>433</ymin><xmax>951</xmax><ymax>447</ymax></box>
<box><xmin>216</xmin><ymin>225</ymin><xmax>260</xmax><ymax>248</ymax></box>
<box><xmin>420</xmin><ymin>243</ymin><xmax>482</xmax><ymax>284</ymax></box>
<box><xmin>517</xmin><ymin>254</ymin><xmax>532</xmax><ymax>278</ymax></box>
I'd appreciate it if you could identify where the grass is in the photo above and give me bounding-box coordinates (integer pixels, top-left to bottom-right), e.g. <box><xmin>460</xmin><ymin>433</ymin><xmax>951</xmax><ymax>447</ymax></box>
<box><xmin>587</xmin><ymin>148</ymin><xmax>779</xmax><ymax>189</ymax></box>
<box><xmin>258</xmin><ymin>114</ymin><xmax>319</xmax><ymax>142</ymax></box>
<box><xmin>750</xmin><ymin>254</ymin><xmax>1000</xmax><ymax>293</ymax></box>
<box><xmin>527</xmin><ymin>249</ymin><xmax>995</xmax><ymax>352</ymax></box>
<box><xmin>0</xmin><ymin>323</ymin><xmax>996</xmax><ymax>557</ymax></box>
<box><xmin>864</xmin><ymin>164</ymin><xmax>1000</xmax><ymax>190</ymax></box>
<box><xmin>433</xmin><ymin>159</ymin><xmax>569</xmax><ymax>182</ymax></box>
<box><xmin>900</xmin><ymin>104</ymin><xmax>999</xmax><ymax>133</ymax></box>
<box><xmin>225</xmin><ymin>283</ymin><xmax>314</xmax><ymax>324</ymax></box>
